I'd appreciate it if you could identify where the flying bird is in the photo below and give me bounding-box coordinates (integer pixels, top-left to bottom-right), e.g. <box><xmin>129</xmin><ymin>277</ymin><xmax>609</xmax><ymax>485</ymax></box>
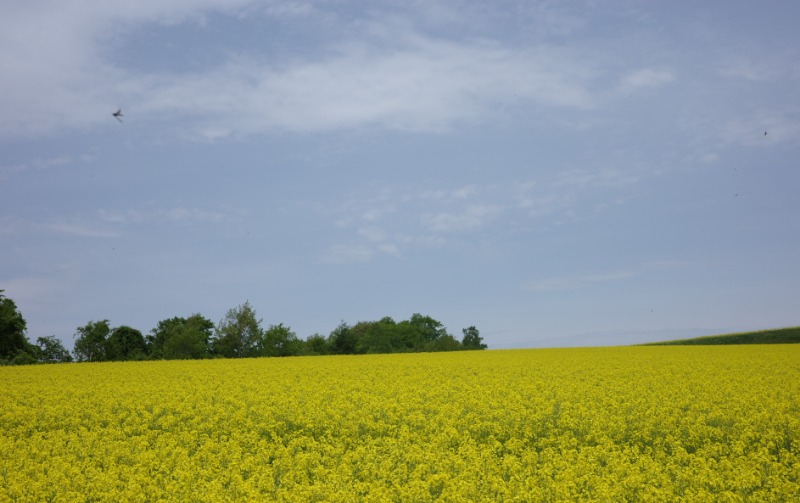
<box><xmin>112</xmin><ymin>108</ymin><xmax>124</xmax><ymax>122</ymax></box>
<box><xmin>764</xmin><ymin>131</ymin><xmax>767</xmax><ymax>136</ymax></box>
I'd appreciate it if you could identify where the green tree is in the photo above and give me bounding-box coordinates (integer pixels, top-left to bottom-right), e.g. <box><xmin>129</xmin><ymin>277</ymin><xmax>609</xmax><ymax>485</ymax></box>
<box><xmin>12</xmin><ymin>350</ymin><xmax>39</xmax><ymax>365</ymax></box>
<box><xmin>212</xmin><ymin>301</ymin><xmax>262</xmax><ymax>358</ymax></box>
<box><xmin>36</xmin><ymin>335</ymin><xmax>73</xmax><ymax>363</ymax></box>
<box><xmin>461</xmin><ymin>325</ymin><xmax>487</xmax><ymax>350</ymax></box>
<box><xmin>149</xmin><ymin>314</ymin><xmax>213</xmax><ymax>360</ymax></box>
<box><xmin>106</xmin><ymin>325</ymin><xmax>147</xmax><ymax>361</ymax></box>
<box><xmin>431</xmin><ymin>333</ymin><xmax>463</xmax><ymax>352</ymax></box>
<box><xmin>163</xmin><ymin>314</ymin><xmax>213</xmax><ymax>360</ymax></box>
<box><xmin>73</xmin><ymin>320</ymin><xmax>111</xmax><ymax>362</ymax></box>
<box><xmin>0</xmin><ymin>290</ymin><xmax>28</xmax><ymax>360</ymax></box>
<box><xmin>408</xmin><ymin>313</ymin><xmax>448</xmax><ymax>351</ymax></box>
<box><xmin>328</xmin><ymin>321</ymin><xmax>356</xmax><ymax>354</ymax></box>
<box><xmin>354</xmin><ymin>317</ymin><xmax>398</xmax><ymax>354</ymax></box>
<box><xmin>260</xmin><ymin>323</ymin><xmax>301</xmax><ymax>357</ymax></box>
<box><xmin>302</xmin><ymin>333</ymin><xmax>331</xmax><ymax>355</ymax></box>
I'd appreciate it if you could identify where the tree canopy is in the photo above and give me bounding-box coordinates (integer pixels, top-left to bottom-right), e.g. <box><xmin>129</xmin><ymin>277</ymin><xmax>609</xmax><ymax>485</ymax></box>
<box><xmin>1</xmin><ymin>291</ymin><xmax>487</xmax><ymax>365</ymax></box>
<box><xmin>212</xmin><ymin>301</ymin><xmax>263</xmax><ymax>358</ymax></box>
<box><xmin>148</xmin><ymin>315</ymin><xmax>214</xmax><ymax>360</ymax></box>
<box><xmin>73</xmin><ymin>320</ymin><xmax>111</xmax><ymax>362</ymax></box>
<box><xmin>0</xmin><ymin>290</ymin><xmax>29</xmax><ymax>360</ymax></box>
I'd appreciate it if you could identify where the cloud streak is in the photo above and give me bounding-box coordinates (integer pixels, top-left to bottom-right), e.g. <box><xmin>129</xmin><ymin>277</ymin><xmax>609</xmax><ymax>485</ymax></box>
<box><xmin>619</xmin><ymin>67</ymin><xmax>674</xmax><ymax>92</ymax></box>
<box><xmin>1</xmin><ymin>1</ymin><xmax>602</xmax><ymax>139</ymax></box>
<box><xmin>523</xmin><ymin>271</ymin><xmax>635</xmax><ymax>292</ymax></box>
<box><xmin>133</xmin><ymin>35</ymin><xmax>597</xmax><ymax>138</ymax></box>
<box><xmin>317</xmin><ymin>170</ymin><xmax>647</xmax><ymax>264</ymax></box>
<box><xmin>522</xmin><ymin>260</ymin><xmax>693</xmax><ymax>293</ymax></box>
<box><xmin>22</xmin><ymin>205</ymin><xmax>235</xmax><ymax>240</ymax></box>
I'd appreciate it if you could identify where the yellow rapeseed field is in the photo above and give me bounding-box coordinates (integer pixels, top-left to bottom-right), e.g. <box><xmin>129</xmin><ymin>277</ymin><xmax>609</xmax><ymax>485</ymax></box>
<box><xmin>2</xmin><ymin>346</ymin><xmax>799</xmax><ymax>501</ymax></box>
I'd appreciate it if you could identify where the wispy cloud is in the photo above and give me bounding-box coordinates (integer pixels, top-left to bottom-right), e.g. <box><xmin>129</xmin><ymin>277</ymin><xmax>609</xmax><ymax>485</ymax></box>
<box><xmin>135</xmin><ymin>35</ymin><xmax>597</xmax><ymax>138</ymax></box>
<box><xmin>619</xmin><ymin>67</ymin><xmax>674</xmax><ymax>92</ymax></box>
<box><xmin>719</xmin><ymin>51</ymin><xmax>800</xmax><ymax>82</ymax></box>
<box><xmin>318</xmin><ymin>166</ymin><xmax>660</xmax><ymax>264</ymax></box>
<box><xmin>319</xmin><ymin>183</ymin><xmax>500</xmax><ymax>263</ymax></box>
<box><xmin>0</xmin><ymin>1</ymin><xmax>603</xmax><ymax>139</ymax></box>
<box><xmin>0</xmin><ymin>0</ymin><xmax>256</xmax><ymax>138</ymax></box>
<box><xmin>523</xmin><ymin>271</ymin><xmax>635</xmax><ymax>292</ymax></box>
<box><xmin>554</xmin><ymin>167</ymin><xmax>641</xmax><ymax>189</ymax></box>
<box><xmin>0</xmin><ymin>152</ymin><xmax>97</xmax><ymax>181</ymax></box>
<box><xmin>98</xmin><ymin>207</ymin><xmax>227</xmax><ymax>225</ymax></box>
<box><xmin>37</xmin><ymin>205</ymin><xmax>233</xmax><ymax>239</ymax></box>
<box><xmin>423</xmin><ymin>204</ymin><xmax>501</xmax><ymax>233</ymax></box>
<box><xmin>318</xmin><ymin>244</ymin><xmax>374</xmax><ymax>265</ymax></box>
<box><xmin>522</xmin><ymin>260</ymin><xmax>692</xmax><ymax>293</ymax></box>
<box><xmin>717</xmin><ymin>107</ymin><xmax>800</xmax><ymax>147</ymax></box>
<box><xmin>48</xmin><ymin>221</ymin><xmax>121</xmax><ymax>238</ymax></box>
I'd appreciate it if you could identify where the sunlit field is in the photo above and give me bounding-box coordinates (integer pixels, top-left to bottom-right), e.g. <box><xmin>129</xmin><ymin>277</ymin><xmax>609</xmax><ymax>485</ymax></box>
<box><xmin>2</xmin><ymin>346</ymin><xmax>799</xmax><ymax>501</ymax></box>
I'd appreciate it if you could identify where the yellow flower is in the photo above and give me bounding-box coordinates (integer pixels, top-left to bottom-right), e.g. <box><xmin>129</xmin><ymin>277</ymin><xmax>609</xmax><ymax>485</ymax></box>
<box><xmin>1</xmin><ymin>347</ymin><xmax>798</xmax><ymax>501</ymax></box>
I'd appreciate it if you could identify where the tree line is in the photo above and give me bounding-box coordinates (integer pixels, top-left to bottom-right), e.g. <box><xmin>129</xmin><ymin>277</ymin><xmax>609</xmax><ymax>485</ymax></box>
<box><xmin>1</xmin><ymin>291</ymin><xmax>487</xmax><ymax>365</ymax></box>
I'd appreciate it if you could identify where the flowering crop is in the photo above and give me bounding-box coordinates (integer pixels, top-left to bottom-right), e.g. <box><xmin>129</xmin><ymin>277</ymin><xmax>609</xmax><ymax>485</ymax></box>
<box><xmin>2</xmin><ymin>346</ymin><xmax>799</xmax><ymax>501</ymax></box>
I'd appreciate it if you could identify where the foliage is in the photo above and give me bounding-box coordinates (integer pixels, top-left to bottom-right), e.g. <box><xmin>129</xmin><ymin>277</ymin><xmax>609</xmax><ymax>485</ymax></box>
<box><xmin>430</xmin><ymin>332</ymin><xmax>462</xmax><ymax>352</ymax></box>
<box><xmin>328</xmin><ymin>321</ymin><xmax>356</xmax><ymax>355</ymax></box>
<box><xmin>353</xmin><ymin>317</ymin><xmax>400</xmax><ymax>354</ymax></box>
<box><xmin>327</xmin><ymin>314</ymin><xmax>480</xmax><ymax>355</ymax></box>
<box><xmin>148</xmin><ymin>315</ymin><xmax>214</xmax><ymax>360</ymax></box>
<box><xmin>10</xmin><ymin>351</ymin><xmax>38</xmax><ymax>366</ymax></box>
<box><xmin>645</xmin><ymin>326</ymin><xmax>800</xmax><ymax>345</ymax></box>
<box><xmin>2</xmin><ymin>291</ymin><xmax>483</xmax><ymax>365</ymax></box>
<box><xmin>73</xmin><ymin>320</ymin><xmax>111</xmax><ymax>362</ymax></box>
<box><xmin>2</xmin><ymin>346</ymin><xmax>799</xmax><ymax>500</ymax></box>
<box><xmin>0</xmin><ymin>290</ymin><xmax>28</xmax><ymax>360</ymax></box>
<box><xmin>35</xmin><ymin>336</ymin><xmax>73</xmax><ymax>363</ymax></box>
<box><xmin>106</xmin><ymin>326</ymin><xmax>147</xmax><ymax>361</ymax></box>
<box><xmin>408</xmin><ymin>313</ymin><xmax>449</xmax><ymax>348</ymax></box>
<box><xmin>260</xmin><ymin>323</ymin><xmax>301</xmax><ymax>357</ymax></box>
<box><xmin>301</xmin><ymin>333</ymin><xmax>330</xmax><ymax>356</ymax></box>
<box><xmin>212</xmin><ymin>301</ymin><xmax>263</xmax><ymax>358</ymax></box>
<box><xmin>461</xmin><ymin>325</ymin><xmax>487</xmax><ymax>350</ymax></box>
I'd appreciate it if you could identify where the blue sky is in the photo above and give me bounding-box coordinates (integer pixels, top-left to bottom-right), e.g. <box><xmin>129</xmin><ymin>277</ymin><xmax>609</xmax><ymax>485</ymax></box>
<box><xmin>2</xmin><ymin>0</ymin><xmax>799</xmax><ymax>350</ymax></box>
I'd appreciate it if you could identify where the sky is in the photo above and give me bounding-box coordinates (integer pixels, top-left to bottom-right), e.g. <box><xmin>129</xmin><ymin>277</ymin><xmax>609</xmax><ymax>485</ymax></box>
<box><xmin>2</xmin><ymin>0</ymin><xmax>799</xmax><ymax>351</ymax></box>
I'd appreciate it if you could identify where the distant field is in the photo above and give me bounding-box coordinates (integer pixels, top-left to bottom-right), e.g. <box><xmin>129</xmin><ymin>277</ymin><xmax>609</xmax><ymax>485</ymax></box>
<box><xmin>643</xmin><ymin>326</ymin><xmax>800</xmax><ymax>345</ymax></box>
<box><xmin>2</xmin><ymin>347</ymin><xmax>799</xmax><ymax>501</ymax></box>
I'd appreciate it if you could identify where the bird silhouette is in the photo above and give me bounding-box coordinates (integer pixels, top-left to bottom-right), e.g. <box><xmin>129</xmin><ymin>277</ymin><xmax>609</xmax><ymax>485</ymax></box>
<box><xmin>112</xmin><ymin>109</ymin><xmax>124</xmax><ymax>122</ymax></box>
<box><xmin>764</xmin><ymin>131</ymin><xmax>767</xmax><ymax>136</ymax></box>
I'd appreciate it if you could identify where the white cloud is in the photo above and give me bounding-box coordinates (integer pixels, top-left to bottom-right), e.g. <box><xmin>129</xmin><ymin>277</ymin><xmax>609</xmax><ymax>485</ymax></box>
<box><xmin>263</xmin><ymin>2</ymin><xmax>314</xmax><ymax>18</ymax></box>
<box><xmin>98</xmin><ymin>207</ymin><xmax>228</xmax><ymax>225</ymax></box>
<box><xmin>700</xmin><ymin>152</ymin><xmax>719</xmax><ymax>163</ymax></box>
<box><xmin>0</xmin><ymin>1</ymin><xmax>599</xmax><ymax>139</ymax></box>
<box><xmin>423</xmin><ymin>204</ymin><xmax>501</xmax><ymax>233</ymax></box>
<box><xmin>419</xmin><ymin>185</ymin><xmax>478</xmax><ymax>201</ymax></box>
<box><xmin>718</xmin><ymin>108</ymin><xmax>800</xmax><ymax>147</ymax></box>
<box><xmin>523</xmin><ymin>260</ymin><xmax>692</xmax><ymax>293</ymax></box>
<box><xmin>619</xmin><ymin>67</ymin><xmax>674</xmax><ymax>92</ymax></box>
<box><xmin>523</xmin><ymin>271</ymin><xmax>635</xmax><ymax>292</ymax></box>
<box><xmin>1</xmin><ymin>154</ymin><xmax>72</xmax><ymax>178</ymax></box>
<box><xmin>37</xmin><ymin>205</ymin><xmax>231</xmax><ymax>239</ymax></box>
<box><xmin>554</xmin><ymin>167</ymin><xmax>640</xmax><ymax>188</ymax></box>
<box><xmin>0</xmin><ymin>0</ymin><xmax>256</xmax><ymax>137</ymax></box>
<box><xmin>358</xmin><ymin>226</ymin><xmax>389</xmax><ymax>243</ymax></box>
<box><xmin>316</xmin><ymin>166</ymin><xmax>655</xmax><ymax>263</ymax></box>
<box><xmin>48</xmin><ymin>222</ymin><xmax>121</xmax><ymax>238</ymax></box>
<box><xmin>720</xmin><ymin>52</ymin><xmax>800</xmax><ymax>82</ymax></box>
<box><xmin>512</xmin><ymin>182</ymin><xmax>575</xmax><ymax>218</ymax></box>
<box><xmin>319</xmin><ymin>244</ymin><xmax>374</xmax><ymax>264</ymax></box>
<box><xmin>134</xmin><ymin>35</ymin><xmax>596</xmax><ymax>138</ymax></box>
